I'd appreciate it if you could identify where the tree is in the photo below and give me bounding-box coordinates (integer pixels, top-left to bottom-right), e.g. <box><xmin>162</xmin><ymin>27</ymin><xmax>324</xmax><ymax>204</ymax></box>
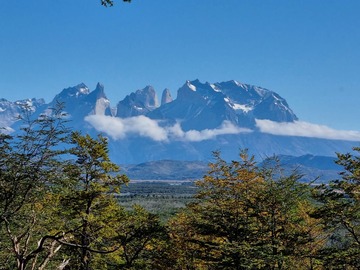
<box><xmin>115</xmin><ymin>205</ymin><xmax>164</xmax><ymax>269</ymax></box>
<box><xmin>0</xmin><ymin>104</ymin><xmax>69</xmax><ymax>226</ymax></box>
<box><xmin>255</xmin><ymin>160</ymin><xmax>325</xmax><ymax>269</ymax></box>
<box><xmin>168</xmin><ymin>151</ymin><xmax>323</xmax><ymax>269</ymax></box>
<box><xmin>312</xmin><ymin>147</ymin><xmax>360</xmax><ymax>268</ymax></box>
<box><xmin>54</xmin><ymin>132</ymin><xmax>129</xmax><ymax>269</ymax></box>
<box><xmin>167</xmin><ymin>211</ymin><xmax>206</xmax><ymax>270</ymax></box>
<box><xmin>0</xmin><ymin>104</ymin><xmax>71</xmax><ymax>270</ymax></box>
<box><xmin>0</xmin><ymin>103</ymin><xmax>169</xmax><ymax>269</ymax></box>
<box><xmin>0</xmin><ymin>192</ymin><xmax>67</xmax><ymax>270</ymax></box>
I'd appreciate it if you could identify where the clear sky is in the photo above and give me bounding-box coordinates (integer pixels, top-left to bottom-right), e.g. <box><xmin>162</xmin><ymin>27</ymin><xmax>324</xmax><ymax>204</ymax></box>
<box><xmin>1</xmin><ymin>0</ymin><xmax>359</xmax><ymax>131</ymax></box>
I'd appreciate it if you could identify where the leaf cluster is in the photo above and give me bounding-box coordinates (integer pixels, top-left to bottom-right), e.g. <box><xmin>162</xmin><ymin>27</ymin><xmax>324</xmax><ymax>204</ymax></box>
<box><xmin>101</xmin><ymin>0</ymin><xmax>131</xmax><ymax>7</ymax></box>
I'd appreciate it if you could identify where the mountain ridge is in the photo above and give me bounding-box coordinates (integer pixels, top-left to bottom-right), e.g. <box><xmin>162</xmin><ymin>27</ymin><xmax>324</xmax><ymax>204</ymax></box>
<box><xmin>0</xmin><ymin>79</ymin><xmax>357</xmax><ymax>164</ymax></box>
<box><xmin>122</xmin><ymin>154</ymin><xmax>341</xmax><ymax>183</ymax></box>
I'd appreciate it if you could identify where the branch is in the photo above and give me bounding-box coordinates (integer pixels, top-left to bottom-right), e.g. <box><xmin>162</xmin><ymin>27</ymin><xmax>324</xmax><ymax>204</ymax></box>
<box><xmin>55</xmin><ymin>238</ymin><xmax>120</xmax><ymax>254</ymax></box>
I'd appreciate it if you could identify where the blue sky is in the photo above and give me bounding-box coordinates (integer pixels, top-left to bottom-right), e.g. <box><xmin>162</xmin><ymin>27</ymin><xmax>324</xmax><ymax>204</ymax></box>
<box><xmin>1</xmin><ymin>0</ymin><xmax>359</xmax><ymax>131</ymax></box>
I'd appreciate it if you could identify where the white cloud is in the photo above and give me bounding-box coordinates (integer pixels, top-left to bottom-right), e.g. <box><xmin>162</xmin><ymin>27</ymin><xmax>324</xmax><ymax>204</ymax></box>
<box><xmin>85</xmin><ymin>115</ymin><xmax>168</xmax><ymax>141</ymax></box>
<box><xmin>171</xmin><ymin>121</ymin><xmax>251</xmax><ymax>142</ymax></box>
<box><xmin>256</xmin><ymin>119</ymin><xmax>360</xmax><ymax>141</ymax></box>
<box><xmin>85</xmin><ymin>115</ymin><xmax>251</xmax><ymax>142</ymax></box>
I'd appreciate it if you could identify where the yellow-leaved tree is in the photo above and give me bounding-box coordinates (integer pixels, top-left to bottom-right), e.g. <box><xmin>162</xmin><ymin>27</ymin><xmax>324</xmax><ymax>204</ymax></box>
<box><xmin>168</xmin><ymin>151</ymin><xmax>324</xmax><ymax>270</ymax></box>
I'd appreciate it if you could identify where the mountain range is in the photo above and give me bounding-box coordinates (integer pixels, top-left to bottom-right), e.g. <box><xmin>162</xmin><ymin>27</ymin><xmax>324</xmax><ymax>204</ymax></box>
<box><xmin>121</xmin><ymin>154</ymin><xmax>341</xmax><ymax>183</ymax></box>
<box><xmin>0</xmin><ymin>79</ymin><xmax>357</xmax><ymax>166</ymax></box>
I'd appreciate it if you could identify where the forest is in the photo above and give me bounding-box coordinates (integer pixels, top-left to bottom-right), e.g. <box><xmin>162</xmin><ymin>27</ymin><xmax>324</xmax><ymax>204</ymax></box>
<box><xmin>1</xmin><ymin>105</ymin><xmax>360</xmax><ymax>269</ymax></box>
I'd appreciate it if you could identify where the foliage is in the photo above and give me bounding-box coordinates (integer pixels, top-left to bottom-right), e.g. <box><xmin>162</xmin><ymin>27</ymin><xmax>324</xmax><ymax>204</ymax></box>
<box><xmin>0</xmin><ymin>108</ymin><xmax>162</xmax><ymax>270</ymax></box>
<box><xmin>0</xmin><ymin>104</ymin><xmax>70</xmax><ymax>270</ymax></box>
<box><xmin>312</xmin><ymin>147</ymin><xmax>360</xmax><ymax>268</ymax></box>
<box><xmin>115</xmin><ymin>205</ymin><xmax>164</xmax><ymax>269</ymax></box>
<box><xmin>101</xmin><ymin>0</ymin><xmax>131</xmax><ymax>7</ymax></box>
<box><xmin>0</xmin><ymin>104</ymin><xmax>69</xmax><ymax>226</ymax></box>
<box><xmin>2</xmin><ymin>106</ymin><xmax>360</xmax><ymax>269</ymax></box>
<box><xmin>168</xmin><ymin>151</ymin><xmax>324</xmax><ymax>269</ymax></box>
<box><xmin>53</xmin><ymin>132</ymin><xmax>129</xmax><ymax>269</ymax></box>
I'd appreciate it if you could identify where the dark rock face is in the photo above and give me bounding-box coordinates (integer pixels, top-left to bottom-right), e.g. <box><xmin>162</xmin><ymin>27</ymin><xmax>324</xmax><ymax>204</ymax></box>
<box><xmin>116</xmin><ymin>86</ymin><xmax>159</xmax><ymax>118</ymax></box>
<box><xmin>161</xmin><ymin>88</ymin><xmax>173</xmax><ymax>106</ymax></box>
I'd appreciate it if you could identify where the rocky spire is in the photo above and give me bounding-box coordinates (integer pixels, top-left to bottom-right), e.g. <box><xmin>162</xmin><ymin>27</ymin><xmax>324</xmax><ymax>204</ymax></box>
<box><xmin>161</xmin><ymin>88</ymin><xmax>173</xmax><ymax>105</ymax></box>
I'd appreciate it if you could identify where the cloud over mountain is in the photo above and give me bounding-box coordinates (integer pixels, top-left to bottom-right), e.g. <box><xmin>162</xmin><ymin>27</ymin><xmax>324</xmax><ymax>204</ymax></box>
<box><xmin>256</xmin><ymin>119</ymin><xmax>360</xmax><ymax>142</ymax></box>
<box><xmin>85</xmin><ymin>115</ymin><xmax>168</xmax><ymax>141</ymax></box>
<box><xmin>85</xmin><ymin>115</ymin><xmax>250</xmax><ymax>142</ymax></box>
<box><xmin>1</xmin><ymin>80</ymin><xmax>358</xmax><ymax>163</ymax></box>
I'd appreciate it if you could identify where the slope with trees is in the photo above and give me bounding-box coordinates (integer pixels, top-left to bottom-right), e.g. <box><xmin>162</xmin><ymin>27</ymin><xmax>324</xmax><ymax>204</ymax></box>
<box><xmin>1</xmin><ymin>103</ymin><xmax>360</xmax><ymax>269</ymax></box>
<box><xmin>167</xmin><ymin>151</ymin><xmax>324</xmax><ymax>269</ymax></box>
<box><xmin>0</xmin><ymin>105</ymin><xmax>162</xmax><ymax>269</ymax></box>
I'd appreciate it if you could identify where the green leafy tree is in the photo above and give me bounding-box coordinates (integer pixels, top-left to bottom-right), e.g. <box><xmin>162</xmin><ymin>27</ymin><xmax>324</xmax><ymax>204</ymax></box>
<box><xmin>0</xmin><ymin>105</ymin><xmax>167</xmax><ymax>269</ymax></box>
<box><xmin>255</xmin><ymin>160</ymin><xmax>325</xmax><ymax>269</ymax></box>
<box><xmin>0</xmin><ymin>104</ymin><xmax>70</xmax><ymax>270</ymax></box>
<box><xmin>115</xmin><ymin>205</ymin><xmax>164</xmax><ymax>269</ymax></box>
<box><xmin>312</xmin><ymin>147</ymin><xmax>360</xmax><ymax>268</ymax></box>
<box><xmin>0</xmin><ymin>104</ymin><xmax>69</xmax><ymax>226</ymax></box>
<box><xmin>54</xmin><ymin>132</ymin><xmax>129</xmax><ymax>269</ymax></box>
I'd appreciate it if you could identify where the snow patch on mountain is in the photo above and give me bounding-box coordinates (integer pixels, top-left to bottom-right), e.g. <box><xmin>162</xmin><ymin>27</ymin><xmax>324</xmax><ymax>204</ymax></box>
<box><xmin>186</xmin><ymin>81</ymin><xmax>197</xmax><ymax>91</ymax></box>
<box><xmin>231</xmin><ymin>103</ymin><xmax>253</xmax><ymax>113</ymax></box>
<box><xmin>210</xmin><ymin>84</ymin><xmax>221</xmax><ymax>92</ymax></box>
<box><xmin>224</xmin><ymin>98</ymin><xmax>253</xmax><ymax>113</ymax></box>
<box><xmin>256</xmin><ymin>119</ymin><xmax>360</xmax><ymax>142</ymax></box>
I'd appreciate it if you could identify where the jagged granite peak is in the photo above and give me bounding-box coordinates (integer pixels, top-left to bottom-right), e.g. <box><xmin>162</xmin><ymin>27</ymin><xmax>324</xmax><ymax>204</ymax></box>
<box><xmin>161</xmin><ymin>88</ymin><xmax>173</xmax><ymax>105</ymax></box>
<box><xmin>176</xmin><ymin>79</ymin><xmax>222</xmax><ymax>105</ymax></box>
<box><xmin>149</xmin><ymin>79</ymin><xmax>297</xmax><ymax>130</ymax></box>
<box><xmin>86</xmin><ymin>82</ymin><xmax>108</xmax><ymax>103</ymax></box>
<box><xmin>0</xmin><ymin>79</ymin><xmax>356</xmax><ymax>165</ymax></box>
<box><xmin>149</xmin><ymin>79</ymin><xmax>239</xmax><ymax>130</ymax></box>
<box><xmin>48</xmin><ymin>83</ymin><xmax>112</xmax><ymax>123</ymax></box>
<box><xmin>54</xmin><ymin>83</ymin><xmax>90</xmax><ymax>101</ymax></box>
<box><xmin>85</xmin><ymin>83</ymin><xmax>111</xmax><ymax>116</ymax></box>
<box><xmin>213</xmin><ymin>80</ymin><xmax>298</xmax><ymax>122</ymax></box>
<box><xmin>14</xmin><ymin>98</ymin><xmax>46</xmax><ymax>108</ymax></box>
<box><xmin>137</xmin><ymin>85</ymin><xmax>159</xmax><ymax>108</ymax></box>
<box><xmin>253</xmin><ymin>91</ymin><xmax>298</xmax><ymax>122</ymax></box>
<box><xmin>92</xmin><ymin>82</ymin><xmax>107</xmax><ymax>99</ymax></box>
<box><xmin>116</xmin><ymin>85</ymin><xmax>159</xmax><ymax>118</ymax></box>
<box><xmin>215</xmin><ymin>80</ymin><xmax>263</xmax><ymax>103</ymax></box>
<box><xmin>0</xmin><ymin>97</ymin><xmax>45</xmax><ymax>113</ymax></box>
<box><xmin>0</xmin><ymin>98</ymin><xmax>46</xmax><ymax>131</ymax></box>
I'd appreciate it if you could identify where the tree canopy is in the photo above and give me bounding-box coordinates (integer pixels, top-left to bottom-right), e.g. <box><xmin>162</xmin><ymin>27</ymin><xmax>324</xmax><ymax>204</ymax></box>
<box><xmin>1</xmin><ymin>106</ymin><xmax>360</xmax><ymax>269</ymax></box>
<box><xmin>167</xmin><ymin>151</ymin><xmax>324</xmax><ymax>269</ymax></box>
